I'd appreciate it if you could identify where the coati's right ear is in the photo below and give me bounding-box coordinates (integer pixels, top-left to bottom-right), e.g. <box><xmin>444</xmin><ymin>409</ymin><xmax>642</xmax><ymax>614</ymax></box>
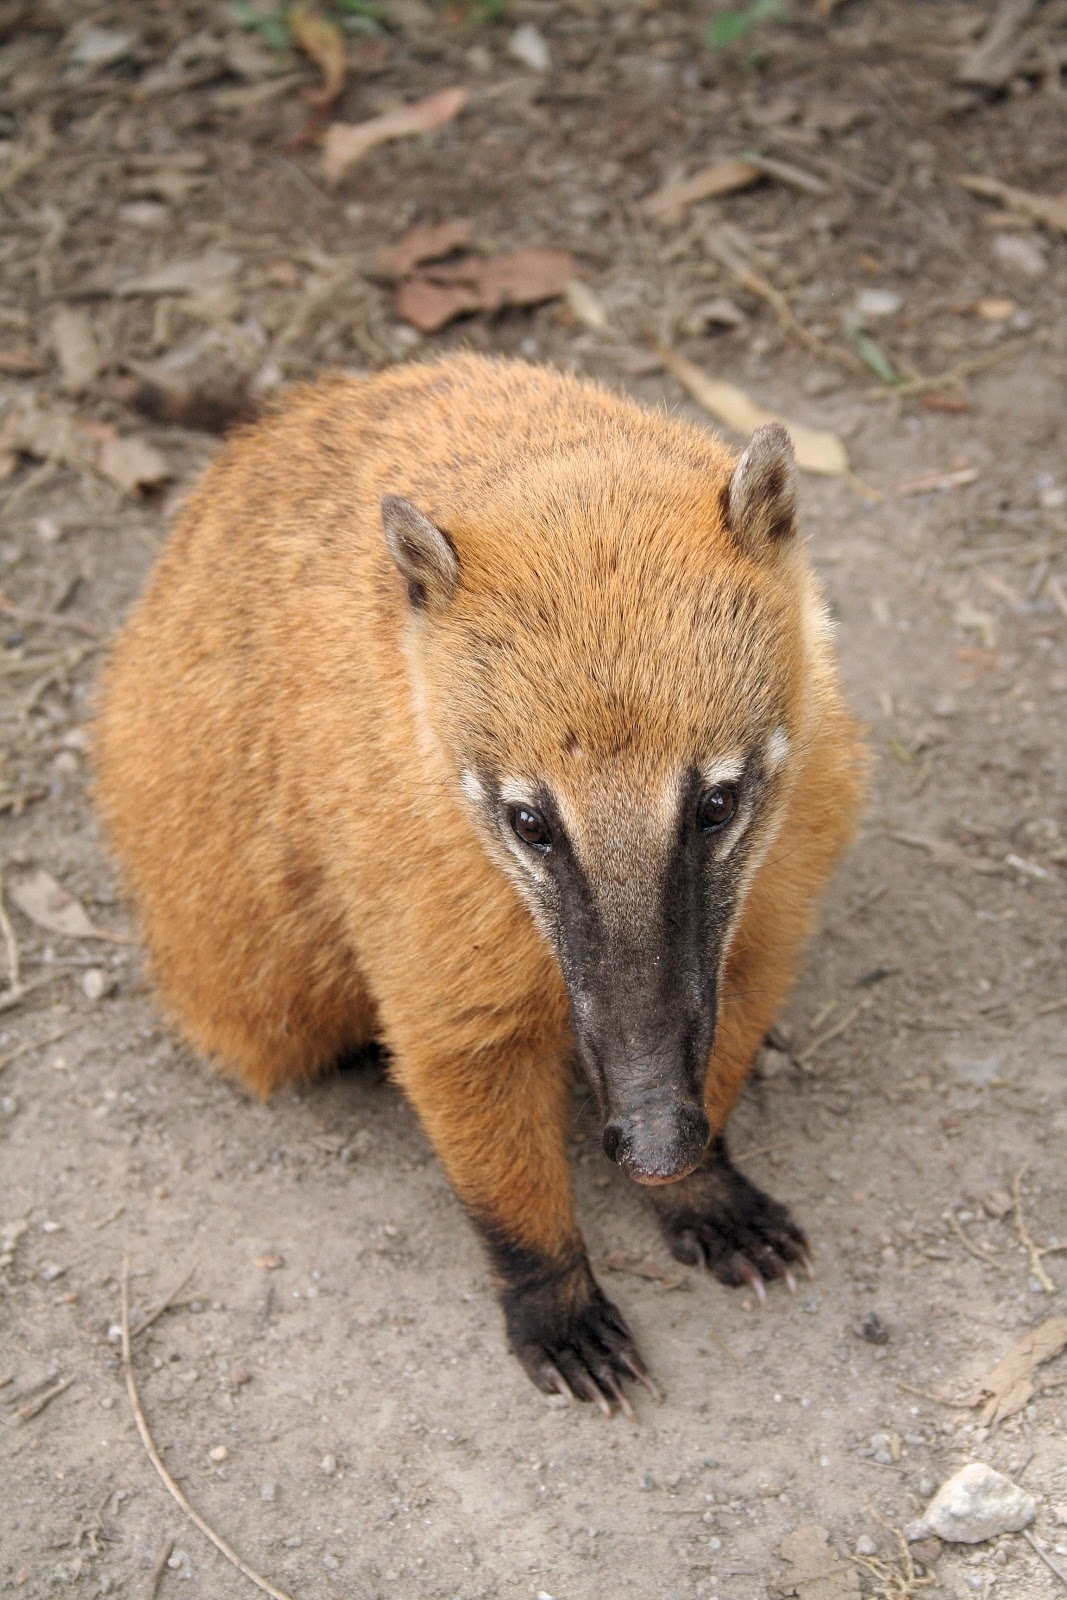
<box><xmin>725</xmin><ymin>423</ymin><xmax>797</xmax><ymax>560</ymax></box>
<box><xmin>381</xmin><ymin>495</ymin><xmax>459</xmax><ymax>610</ymax></box>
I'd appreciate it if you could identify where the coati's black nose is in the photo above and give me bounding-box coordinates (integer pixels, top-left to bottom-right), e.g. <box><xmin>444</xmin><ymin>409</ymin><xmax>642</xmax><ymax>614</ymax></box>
<box><xmin>603</xmin><ymin>1104</ymin><xmax>710</xmax><ymax>1185</ymax></box>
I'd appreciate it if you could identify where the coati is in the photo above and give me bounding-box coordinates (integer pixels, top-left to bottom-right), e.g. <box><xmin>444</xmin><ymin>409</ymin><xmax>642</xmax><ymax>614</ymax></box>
<box><xmin>96</xmin><ymin>354</ymin><xmax>865</xmax><ymax>1414</ymax></box>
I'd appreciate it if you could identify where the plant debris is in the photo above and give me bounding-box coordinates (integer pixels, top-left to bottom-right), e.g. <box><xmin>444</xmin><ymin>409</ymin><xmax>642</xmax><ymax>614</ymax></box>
<box><xmin>964</xmin><ymin>1316</ymin><xmax>1067</xmax><ymax>1426</ymax></box>
<box><xmin>323</xmin><ymin>87</ymin><xmax>466</xmax><ymax>183</ymax></box>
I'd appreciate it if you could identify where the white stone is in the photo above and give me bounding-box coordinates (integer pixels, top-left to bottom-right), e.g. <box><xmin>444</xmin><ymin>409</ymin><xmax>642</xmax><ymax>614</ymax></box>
<box><xmin>924</xmin><ymin>1463</ymin><xmax>1035</xmax><ymax>1544</ymax></box>
<box><xmin>992</xmin><ymin>233</ymin><xmax>1046</xmax><ymax>277</ymax></box>
<box><xmin>508</xmin><ymin>23</ymin><xmax>551</xmax><ymax>72</ymax></box>
<box><xmin>855</xmin><ymin>288</ymin><xmax>902</xmax><ymax>319</ymax></box>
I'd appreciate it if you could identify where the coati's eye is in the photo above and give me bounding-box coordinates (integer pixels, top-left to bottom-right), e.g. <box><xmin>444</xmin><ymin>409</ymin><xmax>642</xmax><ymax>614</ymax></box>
<box><xmin>697</xmin><ymin>784</ymin><xmax>739</xmax><ymax>832</ymax></box>
<box><xmin>509</xmin><ymin>805</ymin><xmax>552</xmax><ymax>851</ymax></box>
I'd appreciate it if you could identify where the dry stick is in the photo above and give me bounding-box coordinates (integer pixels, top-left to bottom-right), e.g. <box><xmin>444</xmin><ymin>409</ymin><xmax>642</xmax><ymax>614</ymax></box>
<box><xmin>1022</xmin><ymin>1530</ymin><xmax>1067</xmax><ymax>1592</ymax></box>
<box><xmin>865</xmin><ymin>338</ymin><xmax>1028</xmax><ymax>401</ymax></box>
<box><xmin>733</xmin><ymin>1140</ymin><xmax>792</xmax><ymax>1164</ymax></box>
<box><xmin>705</xmin><ymin>229</ymin><xmax>862</xmax><ymax>373</ymax></box>
<box><xmin>120</xmin><ymin>1255</ymin><xmax>295</xmax><ymax>1600</ymax></box>
<box><xmin>796</xmin><ymin>1000</ymin><xmax>870</xmax><ymax>1066</ymax></box>
<box><xmin>0</xmin><ymin>594</ymin><xmax>104</xmax><ymax>642</ymax></box>
<box><xmin>947</xmin><ymin>1212</ymin><xmax>1007</xmax><ymax>1272</ymax></box>
<box><xmin>0</xmin><ymin>967</ymin><xmax>74</xmax><ymax>1014</ymax></box>
<box><xmin>131</xmin><ymin>1266</ymin><xmax>198</xmax><ymax>1339</ymax></box>
<box><xmin>1012</xmin><ymin>1165</ymin><xmax>1057</xmax><ymax>1291</ymax></box>
<box><xmin>16</xmin><ymin>1374</ymin><xmax>76</xmax><ymax>1421</ymax></box>
<box><xmin>896</xmin><ymin>1380</ymin><xmax>971</xmax><ymax>1409</ymax></box>
<box><xmin>0</xmin><ymin>868</ymin><xmax>21</xmax><ymax>992</ymax></box>
<box><xmin>0</xmin><ymin>1025</ymin><xmax>76</xmax><ymax>1075</ymax></box>
<box><xmin>147</xmin><ymin>1536</ymin><xmax>175</xmax><ymax>1600</ymax></box>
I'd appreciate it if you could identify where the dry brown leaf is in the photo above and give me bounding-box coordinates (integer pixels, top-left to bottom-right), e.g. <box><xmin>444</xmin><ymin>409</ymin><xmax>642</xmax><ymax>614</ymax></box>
<box><xmin>965</xmin><ymin>1316</ymin><xmax>1067</xmax><ymax>1426</ymax></box>
<box><xmin>8</xmin><ymin>869</ymin><xmax>107</xmax><ymax>942</ymax></box>
<box><xmin>897</xmin><ymin>465</ymin><xmax>978</xmax><ymax>496</ymax></box>
<box><xmin>377</xmin><ymin>219</ymin><xmax>473</xmax><ymax>280</ymax></box>
<box><xmin>0</xmin><ymin>349</ymin><xmax>46</xmax><ymax>376</ymax></box>
<box><xmin>395</xmin><ymin>249</ymin><xmax>575</xmax><ymax>331</ymax></box>
<box><xmin>773</xmin><ymin>1526</ymin><xmax>861</xmax><ymax>1600</ymax></box>
<box><xmin>959</xmin><ymin>175</ymin><xmax>1067</xmax><ymax>236</ymax></box>
<box><xmin>51</xmin><ymin>306</ymin><xmax>101</xmax><ymax>394</ymax></box>
<box><xmin>322</xmin><ymin>87</ymin><xmax>466</xmax><ymax>183</ymax></box>
<box><xmin>97</xmin><ymin>435</ymin><xmax>170</xmax><ymax>493</ymax></box>
<box><xmin>564</xmin><ymin>279</ymin><xmax>609</xmax><ymax>332</ymax></box>
<box><xmin>660</xmin><ymin>348</ymin><xmax>849</xmax><ymax>476</ymax></box>
<box><xmin>113</xmin><ymin>251</ymin><xmax>241</xmax><ymax>298</ymax></box>
<box><xmin>642</xmin><ymin>157</ymin><xmax>761</xmax><ymax>222</ymax></box>
<box><xmin>290</xmin><ymin>4</ymin><xmax>346</xmax><ymax>109</ymax></box>
<box><xmin>474</xmin><ymin>248</ymin><xmax>574</xmax><ymax>310</ymax></box>
<box><xmin>394</xmin><ymin>278</ymin><xmax>481</xmax><ymax>333</ymax></box>
<box><xmin>602</xmin><ymin>1251</ymin><xmax>685</xmax><ymax>1289</ymax></box>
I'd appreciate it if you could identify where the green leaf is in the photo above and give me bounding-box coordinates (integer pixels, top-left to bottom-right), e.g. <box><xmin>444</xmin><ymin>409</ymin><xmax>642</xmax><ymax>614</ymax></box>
<box><xmin>706</xmin><ymin>0</ymin><xmax>786</xmax><ymax>49</ymax></box>
<box><xmin>849</xmin><ymin>330</ymin><xmax>900</xmax><ymax>386</ymax></box>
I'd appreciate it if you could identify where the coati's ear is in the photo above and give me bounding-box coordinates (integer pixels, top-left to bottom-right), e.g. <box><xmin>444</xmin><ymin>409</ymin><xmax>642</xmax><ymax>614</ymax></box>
<box><xmin>381</xmin><ymin>495</ymin><xmax>459</xmax><ymax>610</ymax></box>
<box><xmin>726</xmin><ymin>423</ymin><xmax>797</xmax><ymax>559</ymax></box>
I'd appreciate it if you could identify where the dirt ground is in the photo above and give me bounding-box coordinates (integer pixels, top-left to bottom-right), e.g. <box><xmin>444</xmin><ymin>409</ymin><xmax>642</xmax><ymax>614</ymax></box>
<box><xmin>1</xmin><ymin>2</ymin><xmax>1066</xmax><ymax>1597</ymax></box>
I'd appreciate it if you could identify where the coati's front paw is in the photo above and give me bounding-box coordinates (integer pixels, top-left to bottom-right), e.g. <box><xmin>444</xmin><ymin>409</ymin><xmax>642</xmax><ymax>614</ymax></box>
<box><xmin>501</xmin><ymin>1253</ymin><xmax>662</xmax><ymax>1418</ymax></box>
<box><xmin>652</xmin><ymin>1136</ymin><xmax>810</xmax><ymax>1304</ymax></box>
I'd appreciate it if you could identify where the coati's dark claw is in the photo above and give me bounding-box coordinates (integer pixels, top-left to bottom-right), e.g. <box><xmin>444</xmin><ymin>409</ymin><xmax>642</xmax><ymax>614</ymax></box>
<box><xmin>650</xmin><ymin>1134</ymin><xmax>810</xmax><ymax>1304</ymax></box>
<box><xmin>620</xmin><ymin>1350</ymin><xmax>665</xmax><ymax>1403</ymax></box>
<box><xmin>544</xmin><ymin>1363</ymin><xmax>576</xmax><ymax>1403</ymax></box>
<box><xmin>738</xmin><ymin>1260</ymin><xmax>767</xmax><ymax>1306</ymax></box>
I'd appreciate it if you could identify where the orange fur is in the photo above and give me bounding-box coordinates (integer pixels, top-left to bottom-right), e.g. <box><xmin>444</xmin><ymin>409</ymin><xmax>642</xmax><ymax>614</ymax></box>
<box><xmin>95</xmin><ymin>354</ymin><xmax>864</xmax><ymax>1265</ymax></box>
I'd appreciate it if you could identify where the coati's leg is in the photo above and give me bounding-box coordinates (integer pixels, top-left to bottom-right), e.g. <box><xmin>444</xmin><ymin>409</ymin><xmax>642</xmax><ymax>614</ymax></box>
<box><xmin>390</xmin><ymin>1037</ymin><xmax>659</xmax><ymax>1412</ymax></box>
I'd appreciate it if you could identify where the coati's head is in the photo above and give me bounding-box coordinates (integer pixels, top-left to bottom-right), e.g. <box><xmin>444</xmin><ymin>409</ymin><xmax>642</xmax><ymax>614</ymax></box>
<box><xmin>383</xmin><ymin>404</ymin><xmax>825</xmax><ymax>1188</ymax></box>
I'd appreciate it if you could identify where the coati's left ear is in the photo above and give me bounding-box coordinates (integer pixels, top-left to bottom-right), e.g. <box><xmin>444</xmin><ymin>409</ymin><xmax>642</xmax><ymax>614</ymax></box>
<box><xmin>382</xmin><ymin>495</ymin><xmax>459</xmax><ymax>610</ymax></box>
<box><xmin>726</xmin><ymin>423</ymin><xmax>797</xmax><ymax>559</ymax></box>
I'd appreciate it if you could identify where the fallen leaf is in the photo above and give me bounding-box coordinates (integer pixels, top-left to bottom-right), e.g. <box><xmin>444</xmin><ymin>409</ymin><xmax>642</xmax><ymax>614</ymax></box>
<box><xmin>959</xmin><ymin>174</ymin><xmax>1067</xmax><ymax>236</ymax></box>
<box><xmin>0</xmin><ymin>349</ymin><xmax>46</xmax><ymax>376</ymax></box>
<box><xmin>972</xmin><ymin>297</ymin><xmax>1016</xmax><ymax>320</ymax></box>
<box><xmin>290</xmin><ymin>4</ymin><xmax>346</xmax><ymax>108</ymax></box>
<box><xmin>255</xmin><ymin>1253</ymin><xmax>285</xmax><ymax>1271</ymax></box>
<box><xmin>603</xmin><ymin>1251</ymin><xmax>685</xmax><ymax>1289</ymax></box>
<box><xmin>51</xmin><ymin>306</ymin><xmax>102</xmax><ymax>394</ymax></box>
<box><xmin>564</xmin><ymin>279</ymin><xmax>610</xmax><ymax>332</ymax></box>
<box><xmin>377</xmin><ymin>219</ymin><xmax>473</xmax><ymax>280</ymax></box>
<box><xmin>920</xmin><ymin>392</ymin><xmax>972</xmax><ymax>414</ymax></box>
<box><xmin>772</xmin><ymin>1526</ymin><xmax>861</xmax><ymax>1600</ymax></box>
<box><xmin>7</xmin><ymin>869</ymin><xmax>118</xmax><ymax>942</ymax></box>
<box><xmin>395</xmin><ymin>277</ymin><xmax>481</xmax><ymax>333</ymax></box>
<box><xmin>323</xmin><ymin>87</ymin><xmax>466</xmax><ymax>183</ymax></box>
<box><xmin>97</xmin><ymin>435</ymin><xmax>170</xmax><ymax>493</ymax></box>
<box><xmin>394</xmin><ymin>249</ymin><xmax>575</xmax><ymax>332</ymax></box>
<box><xmin>474</xmin><ymin>248</ymin><xmax>574</xmax><ymax>311</ymax></box>
<box><xmin>660</xmin><ymin>348</ymin><xmax>849</xmax><ymax>476</ymax></box>
<box><xmin>112</xmin><ymin>251</ymin><xmax>241</xmax><ymax>298</ymax></box>
<box><xmin>965</xmin><ymin>1316</ymin><xmax>1067</xmax><ymax>1426</ymax></box>
<box><xmin>897</xmin><ymin>465</ymin><xmax>978</xmax><ymax>495</ymax></box>
<box><xmin>642</xmin><ymin>157</ymin><xmax>761</xmax><ymax>222</ymax></box>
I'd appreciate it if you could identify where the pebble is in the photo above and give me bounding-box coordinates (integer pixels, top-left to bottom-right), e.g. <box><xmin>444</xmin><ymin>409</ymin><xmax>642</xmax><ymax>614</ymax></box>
<box><xmin>924</xmin><ymin>1463</ymin><xmax>1035</xmax><ymax>1543</ymax></box>
<box><xmin>508</xmin><ymin>23</ymin><xmax>551</xmax><ymax>72</ymax></box>
<box><xmin>260</xmin><ymin>1480</ymin><xmax>277</xmax><ymax>1503</ymax></box>
<box><xmin>82</xmin><ymin>968</ymin><xmax>114</xmax><ymax>1002</ymax></box>
<box><xmin>855</xmin><ymin>1535</ymin><xmax>877</xmax><ymax>1556</ymax></box>
<box><xmin>992</xmin><ymin>233</ymin><xmax>1047</xmax><ymax>277</ymax></box>
<box><xmin>861</xmin><ymin>1311</ymin><xmax>890</xmax><ymax>1345</ymax></box>
<box><xmin>855</xmin><ymin>288</ymin><xmax>902</xmax><ymax>319</ymax></box>
<box><xmin>320</xmin><ymin>1453</ymin><xmax>337</xmax><ymax>1475</ymax></box>
<box><xmin>208</xmin><ymin>1444</ymin><xmax>228</xmax><ymax>1463</ymax></box>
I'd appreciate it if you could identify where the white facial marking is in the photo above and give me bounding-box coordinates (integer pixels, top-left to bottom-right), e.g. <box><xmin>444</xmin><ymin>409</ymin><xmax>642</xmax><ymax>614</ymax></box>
<box><xmin>698</xmin><ymin>753</ymin><xmax>744</xmax><ymax>790</ymax></box>
<box><xmin>766</xmin><ymin>725</ymin><xmax>791</xmax><ymax>773</ymax></box>
<box><xmin>499</xmin><ymin>776</ymin><xmax>540</xmax><ymax>810</ymax></box>
<box><xmin>460</xmin><ymin>768</ymin><xmax>485</xmax><ymax>805</ymax></box>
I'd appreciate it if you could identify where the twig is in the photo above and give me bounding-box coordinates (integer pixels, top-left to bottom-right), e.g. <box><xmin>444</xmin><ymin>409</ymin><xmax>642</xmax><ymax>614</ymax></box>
<box><xmin>147</xmin><ymin>1536</ymin><xmax>175</xmax><ymax>1600</ymax></box>
<box><xmin>796</xmin><ymin>1000</ymin><xmax>870</xmax><ymax>1065</ymax></box>
<box><xmin>1012</xmin><ymin>1164</ymin><xmax>1057</xmax><ymax>1292</ymax></box>
<box><xmin>16</xmin><ymin>1373</ymin><xmax>76</xmax><ymax>1421</ymax></box>
<box><xmin>131</xmin><ymin>1266</ymin><xmax>198</xmax><ymax>1339</ymax></box>
<box><xmin>865</xmin><ymin>339</ymin><xmax>1028</xmax><ymax>400</ymax></box>
<box><xmin>947</xmin><ymin>1212</ymin><xmax>1007</xmax><ymax>1271</ymax></box>
<box><xmin>0</xmin><ymin>593</ymin><xmax>104</xmax><ymax>641</ymax></box>
<box><xmin>0</xmin><ymin>1373</ymin><xmax>14</xmax><ymax>1389</ymax></box>
<box><xmin>0</xmin><ymin>1025</ymin><xmax>76</xmax><ymax>1075</ymax></box>
<box><xmin>1022</xmin><ymin>1530</ymin><xmax>1067</xmax><ymax>1592</ymax></box>
<box><xmin>733</xmin><ymin>1140</ymin><xmax>792</xmax><ymax>1163</ymax></box>
<box><xmin>0</xmin><ymin>868</ymin><xmax>21</xmax><ymax>992</ymax></box>
<box><xmin>0</xmin><ymin>967</ymin><xmax>75</xmax><ymax>1014</ymax></box>
<box><xmin>705</xmin><ymin>228</ymin><xmax>862</xmax><ymax>372</ymax></box>
<box><xmin>92</xmin><ymin>1203</ymin><xmax>127</xmax><ymax>1231</ymax></box>
<box><xmin>896</xmin><ymin>1380</ymin><xmax>970</xmax><ymax>1409</ymax></box>
<box><xmin>120</xmin><ymin>1255</ymin><xmax>294</xmax><ymax>1600</ymax></box>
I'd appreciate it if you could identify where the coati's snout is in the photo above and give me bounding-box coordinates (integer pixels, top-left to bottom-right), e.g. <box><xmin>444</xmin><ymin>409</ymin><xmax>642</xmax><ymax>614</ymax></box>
<box><xmin>602</xmin><ymin>1102</ymin><xmax>711</xmax><ymax>1186</ymax></box>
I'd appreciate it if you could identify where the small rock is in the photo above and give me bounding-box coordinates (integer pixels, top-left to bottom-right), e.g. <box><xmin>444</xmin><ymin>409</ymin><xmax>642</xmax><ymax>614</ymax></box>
<box><xmin>320</xmin><ymin>1453</ymin><xmax>337</xmax><ymax>1475</ymax></box>
<box><xmin>933</xmin><ymin>695</ymin><xmax>958</xmax><ymax>718</ymax></box>
<box><xmin>992</xmin><ymin>233</ymin><xmax>1046</xmax><ymax>277</ymax></box>
<box><xmin>905</xmin><ymin>1520</ymin><xmax>931</xmax><ymax>1543</ymax></box>
<box><xmin>508</xmin><ymin>22</ymin><xmax>551</xmax><ymax>72</ymax></box>
<box><xmin>208</xmin><ymin>1444</ymin><xmax>228</xmax><ymax>1463</ymax></box>
<box><xmin>70</xmin><ymin>25</ymin><xmax>137</xmax><ymax>66</ymax></box>
<box><xmin>861</xmin><ymin>1311</ymin><xmax>890</xmax><ymax>1345</ymax></box>
<box><xmin>260</xmin><ymin>1480</ymin><xmax>277</xmax><ymax>1503</ymax></box>
<box><xmin>758</xmin><ymin>1044</ymin><xmax>792</xmax><ymax>1080</ymax></box>
<box><xmin>924</xmin><ymin>1463</ymin><xmax>1035</xmax><ymax>1544</ymax></box>
<box><xmin>1038</xmin><ymin>485</ymin><xmax>1067</xmax><ymax>510</ymax></box>
<box><xmin>855</xmin><ymin>1535</ymin><xmax>877</xmax><ymax>1556</ymax></box>
<box><xmin>82</xmin><ymin>968</ymin><xmax>114</xmax><ymax>1002</ymax></box>
<box><xmin>694</xmin><ymin>296</ymin><xmax>746</xmax><ymax>331</ymax></box>
<box><xmin>855</xmin><ymin>288</ymin><xmax>902</xmax><ymax>320</ymax></box>
<box><xmin>282</xmin><ymin>1534</ymin><xmax>302</xmax><ymax>1549</ymax></box>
